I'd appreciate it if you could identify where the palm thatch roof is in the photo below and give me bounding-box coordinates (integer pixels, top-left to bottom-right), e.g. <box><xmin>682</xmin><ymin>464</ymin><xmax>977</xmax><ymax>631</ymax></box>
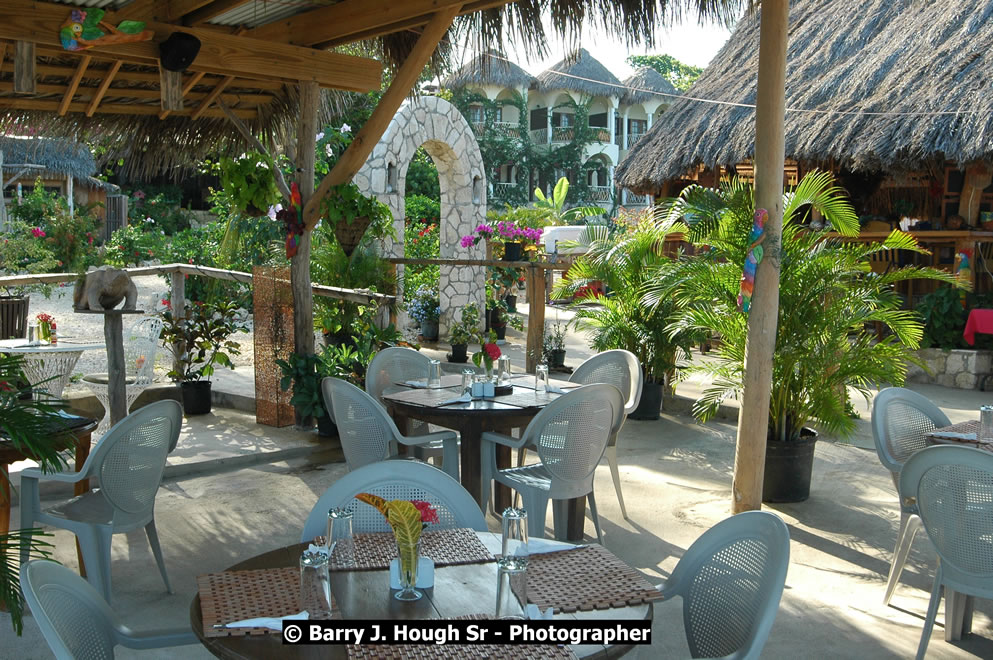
<box><xmin>536</xmin><ymin>48</ymin><xmax>624</xmax><ymax>98</ymax></box>
<box><xmin>622</xmin><ymin>67</ymin><xmax>679</xmax><ymax>105</ymax></box>
<box><xmin>443</xmin><ymin>51</ymin><xmax>535</xmax><ymax>90</ymax></box>
<box><xmin>0</xmin><ymin>135</ymin><xmax>93</xmax><ymax>180</ymax></box>
<box><xmin>617</xmin><ymin>0</ymin><xmax>993</xmax><ymax>193</ymax></box>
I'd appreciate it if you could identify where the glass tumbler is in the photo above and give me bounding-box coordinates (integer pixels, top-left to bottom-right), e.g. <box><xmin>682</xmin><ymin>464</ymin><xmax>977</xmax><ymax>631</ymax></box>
<box><xmin>981</xmin><ymin>405</ymin><xmax>993</xmax><ymax>443</ymax></box>
<box><xmin>498</xmin><ymin>356</ymin><xmax>512</xmax><ymax>384</ymax></box>
<box><xmin>535</xmin><ymin>365</ymin><xmax>549</xmax><ymax>393</ymax></box>
<box><xmin>501</xmin><ymin>507</ymin><xmax>529</xmax><ymax>566</ymax></box>
<box><xmin>427</xmin><ymin>359</ymin><xmax>442</xmax><ymax>389</ymax></box>
<box><xmin>300</xmin><ymin>550</ymin><xmax>332</xmax><ymax>619</ymax></box>
<box><xmin>495</xmin><ymin>557</ymin><xmax>528</xmax><ymax>620</ymax></box>
<box><xmin>326</xmin><ymin>508</ymin><xmax>355</xmax><ymax>568</ymax></box>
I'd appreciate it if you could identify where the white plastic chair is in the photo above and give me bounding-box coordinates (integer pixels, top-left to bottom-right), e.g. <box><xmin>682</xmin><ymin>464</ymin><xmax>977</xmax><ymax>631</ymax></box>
<box><xmin>323</xmin><ymin>377</ymin><xmax>459</xmax><ymax>481</ymax></box>
<box><xmin>901</xmin><ymin>445</ymin><xmax>993</xmax><ymax>659</ymax></box>
<box><xmin>19</xmin><ymin>400</ymin><xmax>182</xmax><ymax>603</ymax></box>
<box><xmin>659</xmin><ymin>510</ymin><xmax>790</xmax><ymax>660</ymax></box>
<box><xmin>481</xmin><ymin>383</ymin><xmax>625</xmax><ymax>543</ymax></box>
<box><xmin>301</xmin><ymin>461</ymin><xmax>486</xmax><ymax>541</ymax></box>
<box><xmin>20</xmin><ymin>559</ymin><xmax>196</xmax><ymax>659</ymax></box>
<box><xmin>83</xmin><ymin>316</ymin><xmax>164</xmax><ymax>435</ymax></box>
<box><xmin>569</xmin><ymin>349</ymin><xmax>643</xmax><ymax>519</ymax></box>
<box><xmin>871</xmin><ymin>387</ymin><xmax>950</xmax><ymax>606</ymax></box>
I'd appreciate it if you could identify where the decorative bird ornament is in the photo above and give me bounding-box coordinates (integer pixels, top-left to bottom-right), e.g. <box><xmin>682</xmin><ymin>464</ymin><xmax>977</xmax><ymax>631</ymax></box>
<box><xmin>60</xmin><ymin>9</ymin><xmax>153</xmax><ymax>52</ymax></box>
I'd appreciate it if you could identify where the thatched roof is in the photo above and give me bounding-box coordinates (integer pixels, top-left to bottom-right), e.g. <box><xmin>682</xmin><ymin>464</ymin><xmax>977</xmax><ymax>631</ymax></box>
<box><xmin>536</xmin><ymin>48</ymin><xmax>624</xmax><ymax>98</ymax></box>
<box><xmin>617</xmin><ymin>0</ymin><xmax>993</xmax><ymax>193</ymax></box>
<box><xmin>0</xmin><ymin>136</ymin><xmax>94</xmax><ymax>180</ymax></box>
<box><xmin>622</xmin><ymin>67</ymin><xmax>679</xmax><ymax>105</ymax></box>
<box><xmin>443</xmin><ymin>51</ymin><xmax>535</xmax><ymax>89</ymax></box>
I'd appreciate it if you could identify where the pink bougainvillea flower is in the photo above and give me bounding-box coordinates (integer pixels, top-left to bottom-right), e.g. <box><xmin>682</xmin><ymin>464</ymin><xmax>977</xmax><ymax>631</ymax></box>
<box><xmin>411</xmin><ymin>500</ymin><xmax>439</xmax><ymax>525</ymax></box>
<box><xmin>484</xmin><ymin>343</ymin><xmax>501</xmax><ymax>361</ymax></box>
<box><xmin>460</xmin><ymin>235</ymin><xmax>475</xmax><ymax>248</ymax></box>
<box><xmin>31</xmin><ymin>227</ymin><xmax>45</xmax><ymax>238</ymax></box>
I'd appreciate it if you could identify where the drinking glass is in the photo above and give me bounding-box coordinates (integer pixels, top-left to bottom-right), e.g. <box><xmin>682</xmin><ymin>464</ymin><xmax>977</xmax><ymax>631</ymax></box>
<box><xmin>495</xmin><ymin>557</ymin><xmax>528</xmax><ymax>620</ymax></box>
<box><xmin>981</xmin><ymin>405</ymin><xmax>993</xmax><ymax>443</ymax></box>
<box><xmin>427</xmin><ymin>359</ymin><xmax>442</xmax><ymax>389</ymax></box>
<box><xmin>535</xmin><ymin>365</ymin><xmax>549</xmax><ymax>393</ymax></box>
<box><xmin>501</xmin><ymin>507</ymin><xmax>529</xmax><ymax>566</ymax></box>
<box><xmin>299</xmin><ymin>550</ymin><xmax>332</xmax><ymax>619</ymax></box>
<box><xmin>498</xmin><ymin>356</ymin><xmax>512</xmax><ymax>384</ymax></box>
<box><xmin>326</xmin><ymin>508</ymin><xmax>355</xmax><ymax>568</ymax></box>
<box><xmin>462</xmin><ymin>369</ymin><xmax>476</xmax><ymax>396</ymax></box>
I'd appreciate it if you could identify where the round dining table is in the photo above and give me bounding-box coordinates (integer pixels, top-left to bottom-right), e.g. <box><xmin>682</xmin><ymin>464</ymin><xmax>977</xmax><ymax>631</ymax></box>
<box><xmin>190</xmin><ymin>532</ymin><xmax>653</xmax><ymax>660</ymax></box>
<box><xmin>0</xmin><ymin>338</ymin><xmax>105</xmax><ymax>398</ymax></box>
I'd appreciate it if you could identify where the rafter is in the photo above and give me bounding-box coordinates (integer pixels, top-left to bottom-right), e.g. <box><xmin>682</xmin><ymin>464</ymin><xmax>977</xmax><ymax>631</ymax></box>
<box><xmin>0</xmin><ymin>80</ymin><xmax>274</xmax><ymax>105</ymax></box>
<box><xmin>191</xmin><ymin>75</ymin><xmax>234</xmax><ymax>120</ymax></box>
<box><xmin>183</xmin><ymin>0</ymin><xmax>253</xmax><ymax>26</ymax></box>
<box><xmin>0</xmin><ymin>42</ymin><xmax>7</xmax><ymax>77</ymax></box>
<box><xmin>85</xmin><ymin>60</ymin><xmax>122</xmax><ymax>117</ymax></box>
<box><xmin>0</xmin><ymin>96</ymin><xmax>257</xmax><ymax>119</ymax></box>
<box><xmin>58</xmin><ymin>55</ymin><xmax>91</xmax><ymax>116</ymax></box>
<box><xmin>33</xmin><ymin>55</ymin><xmax>287</xmax><ymax>90</ymax></box>
<box><xmin>158</xmin><ymin>70</ymin><xmax>206</xmax><ymax>119</ymax></box>
<box><xmin>113</xmin><ymin>0</ymin><xmax>160</xmax><ymax>22</ymax></box>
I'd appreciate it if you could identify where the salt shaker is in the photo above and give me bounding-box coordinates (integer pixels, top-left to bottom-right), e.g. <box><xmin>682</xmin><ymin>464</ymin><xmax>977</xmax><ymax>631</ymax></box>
<box><xmin>981</xmin><ymin>405</ymin><xmax>993</xmax><ymax>443</ymax></box>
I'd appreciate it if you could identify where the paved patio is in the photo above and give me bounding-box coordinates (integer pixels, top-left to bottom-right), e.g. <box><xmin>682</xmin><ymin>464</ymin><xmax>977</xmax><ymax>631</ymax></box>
<box><xmin>2</xmin><ymin>364</ymin><xmax>993</xmax><ymax>658</ymax></box>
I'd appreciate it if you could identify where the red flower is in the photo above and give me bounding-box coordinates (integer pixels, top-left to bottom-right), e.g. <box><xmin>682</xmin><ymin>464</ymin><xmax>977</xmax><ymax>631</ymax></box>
<box><xmin>411</xmin><ymin>500</ymin><xmax>439</xmax><ymax>525</ymax></box>
<box><xmin>484</xmin><ymin>343</ymin><xmax>501</xmax><ymax>361</ymax></box>
<box><xmin>161</xmin><ymin>298</ymin><xmax>171</xmax><ymax>308</ymax></box>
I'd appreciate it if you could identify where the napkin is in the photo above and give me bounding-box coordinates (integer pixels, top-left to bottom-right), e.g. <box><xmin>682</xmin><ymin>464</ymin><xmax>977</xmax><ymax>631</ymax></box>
<box><xmin>545</xmin><ymin>384</ymin><xmax>567</xmax><ymax>394</ymax></box>
<box><xmin>526</xmin><ymin>604</ymin><xmax>555</xmax><ymax>620</ymax></box>
<box><xmin>526</xmin><ymin>538</ymin><xmax>586</xmax><ymax>555</ymax></box>
<box><xmin>402</xmin><ymin>380</ymin><xmax>428</xmax><ymax>389</ymax></box>
<box><xmin>222</xmin><ymin>611</ymin><xmax>309</xmax><ymax>630</ymax></box>
<box><xmin>307</xmin><ymin>543</ymin><xmax>330</xmax><ymax>557</ymax></box>
<box><xmin>439</xmin><ymin>393</ymin><xmax>471</xmax><ymax>406</ymax></box>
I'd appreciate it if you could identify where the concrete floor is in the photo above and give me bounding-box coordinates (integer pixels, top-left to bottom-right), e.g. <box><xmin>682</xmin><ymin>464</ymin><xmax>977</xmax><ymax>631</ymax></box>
<box><xmin>3</xmin><ymin>375</ymin><xmax>993</xmax><ymax>658</ymax></box>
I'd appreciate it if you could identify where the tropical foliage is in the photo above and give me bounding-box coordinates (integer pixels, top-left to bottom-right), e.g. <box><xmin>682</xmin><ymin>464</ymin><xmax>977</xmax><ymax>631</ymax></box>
<box><xmin>160</xmin><ymin>299</ymin><xmax>249</xmax><ymax>382</ymax></box>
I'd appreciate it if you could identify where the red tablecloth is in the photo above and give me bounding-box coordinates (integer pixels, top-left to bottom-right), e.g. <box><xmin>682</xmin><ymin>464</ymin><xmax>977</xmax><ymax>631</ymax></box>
<box><xmin>964</xmin><ymin>309</ymin><xmax>993</xmax><ymax>345</ymax></box>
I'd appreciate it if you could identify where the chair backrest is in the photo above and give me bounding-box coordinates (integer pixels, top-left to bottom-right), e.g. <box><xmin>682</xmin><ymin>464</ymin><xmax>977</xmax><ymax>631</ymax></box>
<box><xmin>521</xmin><ymin>383</ymin><xmax>624</xmax><ymax>497</ymax></box>
<box><xmin>569</xmin><ymin>349</ymin><xmax>644</xmax><ymax>418</ymax></box>
<box><xmin>871</xmin><ymin>387</ymin><xmax>950</xmax><ymax>478</ymax></box>
<box><xmin>901</xmin><ymin>446</ymin><xmax>993</xmax><ymax>594</ymax></box>
<box><xmin>85</xmin><ymin>400</ymin><xmax>181</xmax><ymax>528</ymax></box>
<box><xmin>301</xmin><ymin>461</ymin><xmax>487</xmax><ymax>541</ymax></box>
<box><xmin>323</xmin><ymin>377</ymin><xmax>399</xmax><ymax>471</ymax></box>
<box><xmin>125</xmin><ymin>316</ymin><xmax>163</xmax><ymax>383</ymax></box>
<box><xmin>20</xmin><ymin>559</ymin><xmax>121</xmax><ymax>659</ymax></box>
<box><xmin>366</xmin><ymin>347</ymin><xmax>431</xmax><ymax>405</ymax></box>
<box><xmin>662</xmin><ymin>511</ymin><xmax>790</xmax><ymax>660</ymax></box>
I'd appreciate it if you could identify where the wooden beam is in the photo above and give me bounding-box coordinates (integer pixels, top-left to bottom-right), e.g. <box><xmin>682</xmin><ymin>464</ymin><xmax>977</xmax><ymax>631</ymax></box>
<box><xmin>85</xmin><ymin>60</ymin><xmax>122</xmax><ymax>117</ymax></box>
<box><xmin>183</xmin><ymin>0</ymin><xmax>253</xmax><ymax>26</ymax></box>
<box><xmin>158</xmin><ymin>70</ymin><xmax>205</xmax><ymax>119</ymax></box>
<box><xmin>731</xmin><ymin>0</ymin><xmax>789</xmax><ymax>514</ymax></box>
<box><xmin>160</xmin><ymin>67</ymin><xmax>184</xmax><ymax>112</ymax></box>
<box><xmin>58</xmin><ymin>55</ymin><xmax>91</xmax><ymax>115</ymax></box>
<box><xmin>1</xmin><ymin>0</ymin><xmax>382</xmax><ymax>92</ymax></box>
<box><xmin>166</xmin><ymin>0</ymin><xmax>216</xmax><ymax>22</ymax></box>
<box><xmin>0</xmin><ymin>42</ymin><xmax>7</xmax><ymax>78</ymax></box>
<box><xmin>0</xmin><ymin>96</ymin><xmax>257</xmax><ymax>119</ymax></box>
<box><xmin>113</xmin><ymin>0</ymin><xmax>161</xmax><ymax>22</ymax></box>
<box><xmin>14</xmin><ymin>41</ymin><xmax>35</xmax><ymax>94</ymax></box>
<box><xmin>0</xmin><ymin>80</ymin><xmax>271</xmax><ymax>106</ymax></box>
<box><xmin>34</xmin><ymin>57</ymin><xmax>287</xmax><ymax>90</ymax></box>
<box><xmin>191</xmin><ymin>74</ymin><xmax>234</xmax><ymax>120</ymax></box>
<box><xmin>303</xmin><ymin>6</ymin><xmax>461</xmax><ymax>232</ymax></box>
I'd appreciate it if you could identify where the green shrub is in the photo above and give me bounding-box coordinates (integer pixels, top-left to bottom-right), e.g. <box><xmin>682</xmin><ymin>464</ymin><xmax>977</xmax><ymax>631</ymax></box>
<box><xmin>126</xmin><ymin>185</ymin><xmax>194</xmax><ymax>235</ymax></box>
<box><xmin>402</xmin><ymin>220</ymin><xmax>439</xmax><ymax>301</ymax></box>
<box><xmin>104</xmin><ymin>225</ymin><xmax>162</xmax><ymax>267</ymax></box>
<box><xmin>8</xmin><ymin>179</ymin><xmax>100</xmax><ymax>271</ymax></box>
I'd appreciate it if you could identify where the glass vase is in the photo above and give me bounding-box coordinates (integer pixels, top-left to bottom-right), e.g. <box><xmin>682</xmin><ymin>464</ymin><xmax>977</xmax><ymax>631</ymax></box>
<box><xmin>38</xmin><ymin>321</ymin><xmax>51</xmax><ymax>342</ymax></box>
<box><xmin>395</xmin><ymin>538</ymin><xmax>422</xmax><ymax>601</ymax></box>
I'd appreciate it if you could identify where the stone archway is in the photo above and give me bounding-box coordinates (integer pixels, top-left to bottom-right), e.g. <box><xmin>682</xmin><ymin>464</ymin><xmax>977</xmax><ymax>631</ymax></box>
<box><xmin>353</xmin><ymin>95</ymin><xmax>486</xmax><ymax>336</ymax></box>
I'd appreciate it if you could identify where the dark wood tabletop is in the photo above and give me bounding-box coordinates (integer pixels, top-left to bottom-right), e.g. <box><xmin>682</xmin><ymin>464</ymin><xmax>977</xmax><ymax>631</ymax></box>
<box><xmin>190</xmin><ymin>534</ymin><xmax>651</xmax><ymax>660</ymax></box>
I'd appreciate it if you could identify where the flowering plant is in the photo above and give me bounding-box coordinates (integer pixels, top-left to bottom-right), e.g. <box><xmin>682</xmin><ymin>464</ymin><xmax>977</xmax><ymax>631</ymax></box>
<box><xmin>449</xmin><ymin>303</ymin><xmax>479</xmax><ymax>346</ymax></box>
<box><xmin>460</xmin><ymin>220</ymin><xmax>542</xmax><ymax>251</ymax></box>
<box><xmin>355</xmin><ymin>493</ymin><xmax>440</xmax><ymax>533</ymax></box>
<box><xmin>35</xmin><ymin>313</ymin><xmax>54</xmax><ymax>325</ymax></box>
<box><xmin>472</xmin><ymin>330</ymin><xmax>502</xmax><ymax>372</ymax></box>
<box><xmin>406</xmin><ymin>285</ymin><xmax>440</xmax><ymax>324</ymax></box>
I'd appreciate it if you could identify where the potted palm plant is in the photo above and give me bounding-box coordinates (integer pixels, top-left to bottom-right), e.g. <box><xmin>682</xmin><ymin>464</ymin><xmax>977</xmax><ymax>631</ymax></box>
<box><xmin>667</xmin><ymin>171</ymin><xmax>959</xmax><ymax>502</ymax></box>
<box><xmin>161</xmin><ymin>299</ymin><xmax>249</xmax><ymax>415</ymax></box>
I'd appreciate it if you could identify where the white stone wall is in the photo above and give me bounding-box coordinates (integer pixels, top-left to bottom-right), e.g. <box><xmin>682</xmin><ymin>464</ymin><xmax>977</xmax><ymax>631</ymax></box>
<box><xmin>906</xmin><ymin>348</ymin><xmax>993</xmax><ymax>390</ymax></box>
<box><xmin>353</xmin><ymin>96</ymin><xmax>486</xmax><ymax>337</ymax></box>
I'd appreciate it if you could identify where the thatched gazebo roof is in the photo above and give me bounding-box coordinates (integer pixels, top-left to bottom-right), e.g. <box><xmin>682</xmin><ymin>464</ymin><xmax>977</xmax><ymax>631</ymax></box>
<box><xmin>443</xmin><ymin>51</ymin><xmax>535</xmax><ymax>90</ymax></box>
<box><xmin>622</xmin><ymin>67</ymin><xmax>678</xmax><ymax>105</ymax></box>
<box><xmin>536</xmin><ymin>48</ymin><xmax>624</xmax><ymax>98</ymax></box>
<box><xmin>0</xmin><ymin>135</ymin><xmax>119</xmax><ymax>191</ymax></box>
<box><xmin>616</xmin><ymin>0</ymin><xmax>993</xmax><ymax>193</ymax></box>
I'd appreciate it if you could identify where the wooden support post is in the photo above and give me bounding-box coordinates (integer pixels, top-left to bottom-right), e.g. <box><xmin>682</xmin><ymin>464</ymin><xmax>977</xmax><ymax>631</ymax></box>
<box><xmin>159</xmin><ymin>70</ymin><xmax>204</xmax><ymax>120</ymax></box>
<box><xmin>732</xmin><ymin>0</ymin><xmax>789</xmax><ymax>514</ymax></box>
<box><xmin>58</xmin><ymin>55</ymin><xmax>91</xmax><ymax>115</ymax></box>
<box><xmin>14</xmin><ymin>41</ymin><xmax>35</xmax><ymax>93</ymax></box>
<box><xmin>0</xmin><ymin>42</ymin><xmax>8</xmax><ymax>77</ymax></box>
<box><xmin>66</xmin><ymin>171</ymin><xmax>73</xmax><ymax>216</ymax></box>
<box><xmin>159</xmin><ymin>67</ymin><xmax>184</xmax><ymax>112</ymax></box>
<box><xmin>171</xmin><ymin>270</ymin><xmax>186</xmax><ymax>379</ymax></box>
<box><xmin>526</xmin><ymin>264</ymin><xmax>545</xmax><ymax>373</ymax></box>
<box><xmin>292</xmin><ymin>81</ymin><xmax>319</xmax><ymax>426</ymax></box>
<box><xmin>958</xmin><ymin>162</ymin><xmax>993</xmax><ymax>227</ymax></box>
<box><xmin>103</xmin><ymin>313</ymin><xmax>127</xmax><ymax>426</ymax></box>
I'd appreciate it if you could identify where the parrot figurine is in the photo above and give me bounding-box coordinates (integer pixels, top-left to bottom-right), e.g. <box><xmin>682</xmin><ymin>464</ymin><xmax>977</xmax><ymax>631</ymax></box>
<box><xmin>279</xmin><ymin>183</ymin><xmax>305</xmax><ymax>258</ymax></box>
<box><xmin>737</xmin><ymin>208</ymin><xmax>769</xmax><ymax>314</ymax></box>
<box><xmin>60</xmin><ymin>9</ymin><xmax>153</xmax><ymax>52</ymax></box>
<box><xmin>956</xmin><ymin>249</ymin><xmax>972</xmax><ymax>307</ymax></box>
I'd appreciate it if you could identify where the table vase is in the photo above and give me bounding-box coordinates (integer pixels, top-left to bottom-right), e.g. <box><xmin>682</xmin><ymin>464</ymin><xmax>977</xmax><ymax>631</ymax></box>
<box><xmin>38</xmin><ymin>321</ymin><xmax>51</xmax><ymax>342</ymax></box>
<box><xmin>395</xmin><ymin>538</ymin><xmax>423</xmax><ymax>601</ymax></box>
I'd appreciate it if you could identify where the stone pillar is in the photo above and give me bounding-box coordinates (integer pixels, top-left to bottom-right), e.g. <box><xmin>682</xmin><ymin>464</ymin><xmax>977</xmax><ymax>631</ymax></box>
<box><xmin>608</xmin><ymin>106</ymin><xmax>616</xmax><ymax>146</ymax></box>
<box><xmin>622</xmin><ymin>110</ymin><xmax>629</xmax><ymax>150</ymax></box>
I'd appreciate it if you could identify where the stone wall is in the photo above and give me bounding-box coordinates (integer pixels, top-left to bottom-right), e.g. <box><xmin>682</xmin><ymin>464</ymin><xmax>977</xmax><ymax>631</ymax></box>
<box><xmin>353</xmin><ymin>96</ymin><xmax>486</xmax><ymax>336</ymax></box>
<box><xmin>906</xmin><ymin>348</ymin><xmax>992</xmax><ymax>389</ymax></box>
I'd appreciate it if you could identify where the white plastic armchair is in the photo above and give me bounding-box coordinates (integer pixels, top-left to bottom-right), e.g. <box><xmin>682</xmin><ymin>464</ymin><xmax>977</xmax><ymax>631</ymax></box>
<box><xmin>900</xmin><ymin>445</ymin><xmax>993</xmax><ymax>659</ymax></box>
<box><xmin>301</xmin><ymin>461</ymin><xmax>486</xmax><ymax>541</ymax></box>
<box><xmin>19</xmin><ymin>400</ymin><xmax>182</xmax><ymax>603</ymax></box>
<box><xmin>569</xmin><ymin>349</ymin><xmax>643</xmax><ymax>519</ymax></box>
<box><xmin>83</xmin><ymin>316</ymin><xmax>164</xmax><ymax>435</ymax></box>
<box><xmin>481</xmin><ymin>383</ymin><xmax>624</xmax><ymax>543</ymax></box>
<box><xmin>871</xmin><ymin>387</ymin><xmax>950</xmax><ymax>606</ymax></box>
<box><xmin>323</xmin><ymin>377</ymin><xmax>459</xmax><ymax>480</ymax></box>
<box><xmin>20</xmin><ymin>560</ymin><xmax>196</xmax><ymax>660</ymax></box>
<box><xmin>659</xmin><ymin>510</ymin><xmax>790</xmax><ymax>660</ymax></box>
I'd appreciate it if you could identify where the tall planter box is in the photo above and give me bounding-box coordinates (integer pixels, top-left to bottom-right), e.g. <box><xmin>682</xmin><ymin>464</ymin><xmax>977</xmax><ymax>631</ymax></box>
<box><xmin>0</xmin><ymin>295</ymin><xmax>29</xmax><ymax>339</ymax></box>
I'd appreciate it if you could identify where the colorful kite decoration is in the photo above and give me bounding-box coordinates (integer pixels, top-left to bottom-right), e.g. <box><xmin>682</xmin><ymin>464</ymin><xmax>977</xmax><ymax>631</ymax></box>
<box><xmin>277</xmin><ymin>183</ymin><xmax>305</xmax><ymax>259</ymax></box>
<box><xmin>737</xmin><ymin>208</ymin><xmax>769</xmax><ymax>314</ymax></box>
<box><xmin>60</xmin><ymin>9</ymin><xmax>154</xmax><ymax>52</ymax></box>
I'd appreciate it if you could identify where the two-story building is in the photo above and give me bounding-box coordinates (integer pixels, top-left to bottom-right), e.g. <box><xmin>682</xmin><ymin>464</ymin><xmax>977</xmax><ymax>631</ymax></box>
<box><xmin>443</xmin><ymin>49</ymin><xmax>677</xmax><ymax>210</ymax></box>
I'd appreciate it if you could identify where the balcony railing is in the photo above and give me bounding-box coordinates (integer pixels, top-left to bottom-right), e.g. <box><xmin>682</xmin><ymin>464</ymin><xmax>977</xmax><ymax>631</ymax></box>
<box><xmin>622</xmin><ymin>190</ymin><xmax>649</xmax><ymax>206</ymax></box>
<box><xmin>591</xmin><ymin>128</ymin><xmax>611</xmax><ymax>143</ymax></box>
<box><xmin>530</xmin><ymin>128</ymin><xmax>549</xmax><ymax>144</ymax></box>
<box><xmin>589</xmin><ymin>186</ymin><xmax>614</xmax><ymax>203</ymax></box>
<box><xmin>551</xmin><ymin>126</ymin><xmax>574</xmax><ymax>143</ymax></box>
<box><xmin>492</xmin><ymin>182</ymin><xmax>518</xmax><ymax>198</ymax></box>
<box><xmin>626</xmin><ymin>131</ymin><xmax>646</xmax><ymax>149</ymax></box>
<box><xmin>473</xmin><ymin>121</ymin><xmax>521</xmax><ymax>138</ymax></box>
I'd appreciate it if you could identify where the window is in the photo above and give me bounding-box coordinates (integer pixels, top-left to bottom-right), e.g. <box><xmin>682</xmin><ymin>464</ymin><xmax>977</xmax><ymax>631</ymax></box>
<box><xmin>468</xmin><ymin>105</ymin><xmax>484</xmax><ymax>124</ymax></box>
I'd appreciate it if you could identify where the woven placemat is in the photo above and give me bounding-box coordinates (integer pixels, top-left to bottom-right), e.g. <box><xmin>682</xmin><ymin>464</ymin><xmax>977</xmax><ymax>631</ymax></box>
<box><xmin>346</xmin><ymin>614</ymin><xmax>577</xmax><ymax>659</ymax></box>
<box><xmin>320</xmin><ymin>528</ymin><xmax>494</xmax><ymax>571</ymax></box>
<box><xmin>525</xmin><ymin>545</ymin><xmax>662</xmax><ymax>614</ymax></box>
<box><xmin>929</xmin><ymin>420</ymin><xmax>993</xmax><ymax>448</ymax></box>
<box><xmin>197</xmin><ymin>567</ymin><xmax>335</xmax><ymax>638</ymax></box>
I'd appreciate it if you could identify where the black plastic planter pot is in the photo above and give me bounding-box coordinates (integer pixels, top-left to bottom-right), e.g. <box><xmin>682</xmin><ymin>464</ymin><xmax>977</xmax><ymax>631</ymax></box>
<box><xmin>448</xmin><ymin>344</ymin><xmax>468</xmax><ymax>363</ymax></box>
<box><xmin>629</xmin><ymin>381</ymin><xmax>663</xmax><ymax>420</ymax></box>
<box><xmin>762</xmin><ymin>429</ymin><xmax>818</xmax><ymax>503</ymax></box>
<box><xmin>316</xmin><ymin>411</ymin><xmax>337</xmax><ymax>437</ymax></box>
<box><xmin>549</xmin><ymin>349</ymin><xmax>566</xmax><ymax>369</ymax></box>
<box><xmin>503</xmin><ymin>242</ymin><xmax>523</xmax><ymax>262</ymax></box>
<box><xmin>505</xmin><ymin>295</ymin><xmax>517</xmax><ymax>312</ymax></box>
<box><xmin>181</xmin><ymin>380</ymin><xmax>212</xmax><ymax>415</ymax></box>
<box><xmin>420</xmin><ymin>320</ymin><xmax>439</xmax><ymax>341</ymax></box>
<box><xmin>492</xmin><ymin>323</ymin><xmax>507</xmax><ymax>341</ymax></box>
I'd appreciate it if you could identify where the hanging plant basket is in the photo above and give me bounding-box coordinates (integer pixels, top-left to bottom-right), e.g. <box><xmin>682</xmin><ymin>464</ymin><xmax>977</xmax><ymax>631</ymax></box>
<box><xmin>335</xmin><ymin>215</ymin><xmax>370</xmax><ymax>256</ymax></box>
